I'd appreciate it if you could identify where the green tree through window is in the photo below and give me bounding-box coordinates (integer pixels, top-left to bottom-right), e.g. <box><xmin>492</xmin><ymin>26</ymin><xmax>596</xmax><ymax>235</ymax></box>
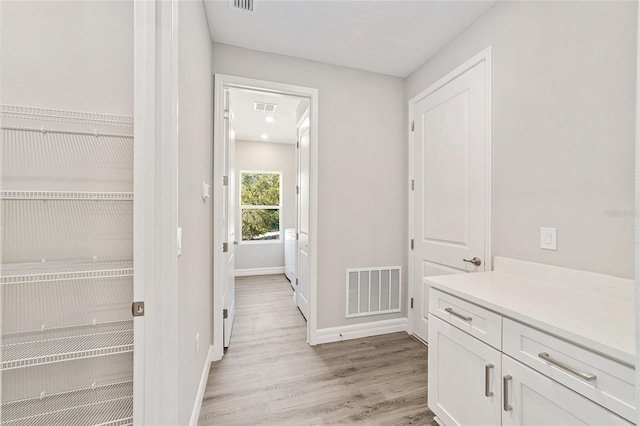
<box><xmin>240</xmin><ymin>172</ymin><xmax>281</xmax><ymax>241</ymax></box>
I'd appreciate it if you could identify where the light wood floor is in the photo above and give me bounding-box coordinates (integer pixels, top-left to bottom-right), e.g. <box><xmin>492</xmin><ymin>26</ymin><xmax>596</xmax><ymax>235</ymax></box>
<box><xmin>199</xmin><ymin>274</ymin><xmax>435</xmax><ymax>425</ymax></box>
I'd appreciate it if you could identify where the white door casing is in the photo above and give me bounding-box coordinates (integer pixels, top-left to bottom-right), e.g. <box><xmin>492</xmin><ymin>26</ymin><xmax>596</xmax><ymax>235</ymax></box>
<box><xmin>213</xmin><ymin>74</ymin><xmax>319</xmax><ymax>359</ymax></box>
<box><xmin>409</xmin><ymin>47</ymin><xmax>492</xmax><ymax>343</ymax></box>
<box><xmin>133</xmin><ymin>0</ymin><xmax>180</xmax><ymax>422</ymax></box>
<box><xmin>222</xmin><ymin>91</ymin><xmax>236</xmax><ymax>347</ymax></box>
<box><xmin>297</xmin><ymin>113</ymin><xmax>310</xmax><ymax>320</ymax></box>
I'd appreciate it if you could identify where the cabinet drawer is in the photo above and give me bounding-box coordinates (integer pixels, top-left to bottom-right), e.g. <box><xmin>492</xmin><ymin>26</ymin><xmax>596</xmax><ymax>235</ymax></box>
<box><xmin>429</xmin><ymin>288</ymin><xmax>502</xmax><ymax>350</ymax></box>
<box><xmin>502</xmin><ymin>355</ymin><xmax>632</xmax><ymax>426</ymax></box>
<box><xmin>503</xmin><ymin>318</ymin><xmax>635</xmax><ymax>423</ymax></box>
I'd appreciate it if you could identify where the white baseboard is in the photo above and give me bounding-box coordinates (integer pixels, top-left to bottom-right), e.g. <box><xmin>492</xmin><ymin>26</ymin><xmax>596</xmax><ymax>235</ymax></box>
<box><xmin>189</xmin><ymin>345</ymin><xmax>214</xmax><ymax>426</ymax></box>
<box><xmin>234</xmin><ymin>266</ymin><xmax>285</xmax><ymax>277</ymax></box>
<box><xmin>493</xmin><ymin>256</ymin><xmax>634</xmax><ymax>301</ymax></box>
<box><xmin>316</xmin><ymin>318</ymin><xmax>408</xmax><ymax>344</ymax></box>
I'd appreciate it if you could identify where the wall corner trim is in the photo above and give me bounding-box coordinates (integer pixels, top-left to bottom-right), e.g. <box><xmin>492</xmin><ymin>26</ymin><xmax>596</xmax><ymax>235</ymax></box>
<box><xmin>234</xmin><ymin>267</ymin><xmax>285</xmax><ymax>277</ymax></box>
<box><xmin>189</xmin><ymin>345</ymin><xmax>214</xmax><ymax>426</ymax></box>
<box><xmin>315</xmin><ymin>318</ymin><xmax>408</xmax><ymax>345</ymax></box>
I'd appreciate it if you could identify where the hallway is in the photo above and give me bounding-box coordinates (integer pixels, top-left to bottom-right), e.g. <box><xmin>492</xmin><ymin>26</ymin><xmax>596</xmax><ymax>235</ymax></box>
<box><xmin>199</xmin><ymin>274</ymin><xmax>434</xmax><ymax>425</ymax></box>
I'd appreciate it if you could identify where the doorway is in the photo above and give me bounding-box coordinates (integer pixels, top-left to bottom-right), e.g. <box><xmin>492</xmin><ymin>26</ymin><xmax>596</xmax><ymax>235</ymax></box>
<box><xmin>212</xmin><ymin>75</ymin><xmax>319</xmax><ymax>360</ymax></box>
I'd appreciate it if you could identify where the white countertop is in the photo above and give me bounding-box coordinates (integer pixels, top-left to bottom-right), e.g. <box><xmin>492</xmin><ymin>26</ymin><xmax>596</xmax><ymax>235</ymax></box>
<box><xmin>425</xmin><ymin>271</ymin><xmax>635</xmax><ymax>366</ymax></box>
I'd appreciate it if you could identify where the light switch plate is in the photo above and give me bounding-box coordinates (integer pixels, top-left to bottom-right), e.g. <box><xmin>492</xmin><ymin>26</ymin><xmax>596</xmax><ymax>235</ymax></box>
<box><xmin>202</xmin><ymin>182</ymin><xmax>210</xmax><ymax>201</ymax></box>
<box><xmin>540</xmin><ymin>227</ymin><xmax>557</xmax><ymax>250</ymax></box>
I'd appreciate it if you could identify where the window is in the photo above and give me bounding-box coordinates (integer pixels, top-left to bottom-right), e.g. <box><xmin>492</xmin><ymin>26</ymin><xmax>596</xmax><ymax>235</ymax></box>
<box><xmin>240</xmin><ymin>171</ymin><xmax>281</xmax><ymax>242</ymax></box>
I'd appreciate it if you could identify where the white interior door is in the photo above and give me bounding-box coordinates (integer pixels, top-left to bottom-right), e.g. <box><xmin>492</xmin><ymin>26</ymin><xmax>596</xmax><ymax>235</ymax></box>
<box><xmin>411</xmin><ymin>55</ymin><xmax>490</xmax><ymax>343</ymax></box>
<box><xmin>296</xmin><ymin>114</ymin><xmax>310</xmax><ymax>320</ymax></box>
<box><xmin>223</xmin><ymin>91</ymin><xmax>236</xmax><ymax>347</ymax></box>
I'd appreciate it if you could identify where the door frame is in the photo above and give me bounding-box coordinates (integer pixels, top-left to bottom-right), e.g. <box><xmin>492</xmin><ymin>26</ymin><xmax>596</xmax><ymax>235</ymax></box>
<box><xmin>212</xmin><ymin>74</ymin><xmax>320</xmax><ymax>360</ymax></box>
<box><xmin>407</xmin><ymin>46</ymin><xmax>493</xmax><ymax>338</ymax></box>
<box><xmin>295</xmin><ymin>109</ymin><xmax>310</xmax><ymax>318</ymax></box>
<box><xmin>635</xmin><ymin>4</ymin><xmax>640</xmax><ymax>422</ymax></box>
<box><xmin>133</xmin><ymin>0</ymin><xmax>180</xmax><ymax>423</ymax></box>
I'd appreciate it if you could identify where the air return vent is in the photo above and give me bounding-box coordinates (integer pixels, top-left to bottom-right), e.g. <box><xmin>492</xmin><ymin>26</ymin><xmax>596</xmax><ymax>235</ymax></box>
<box><xmin>254</xmin><ymin>102</ymin><xmax>277</xmax><ymax>113</ymax></box>
<box><xmin>346</xmin><ymin>266</ymin><xmax>401</xmax><ymax>318</ymax></box>
<box><xmin>229</xmin><ymin>0</ymin><xmax>255</xmax><ymax>13</ymax></box>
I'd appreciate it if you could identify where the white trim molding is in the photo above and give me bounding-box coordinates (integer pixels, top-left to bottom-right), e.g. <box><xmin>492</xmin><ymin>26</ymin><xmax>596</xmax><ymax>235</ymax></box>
<box><xmin>189</xmin><ymin>345</ymin><xmax>214</xmax><ymax>426</ymax></box>
<box><xmin>213</xmin><ymin>74</ymin><xmax>320</xmax><ymax>362</ymax></box>
<box><xmin>133</xmin><ymin>0</ymin><xmax>180</xmax><ymax>423</ymax></box>
<box><xmin>234</xmin><ymin>267</ymin><xmax>285</xmax><ymax>277</ymax></box>
<box><xmin>316</xmin><ymin>318</ymin><xmax>408</xmax><ymax>345</ymax></box>
<box><xmin>635</xmin><ymin>2</ymin><xmax>640</xmax><ymax>423</ymax></box>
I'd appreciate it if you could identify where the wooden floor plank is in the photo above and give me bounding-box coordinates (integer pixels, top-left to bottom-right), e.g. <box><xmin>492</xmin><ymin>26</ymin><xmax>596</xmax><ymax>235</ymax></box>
<box><xmin>199</xmin><ymin>274</ymin><xmax>436</xmax><ymax>425</ymax></box>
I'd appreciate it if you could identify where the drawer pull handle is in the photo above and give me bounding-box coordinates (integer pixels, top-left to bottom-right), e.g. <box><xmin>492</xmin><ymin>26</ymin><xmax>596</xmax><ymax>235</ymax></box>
<box><xmin>485</xmin><ymin>364</ymin><xmax>494</xmax><ymax>397</ymax></box>
<box><xmin>538</xmin><ymin>352</ymin><xmax>597</xmax><ymax>381</ymax></box>
<box><xmin>503</xmin><ymin>375</ymin><xmax>512</xmax><ymax>411</ymax></box>
<box><xmin>445</xmin><ymin>307</ymin><xmax>472</xmax><ymax>321</ymax></box>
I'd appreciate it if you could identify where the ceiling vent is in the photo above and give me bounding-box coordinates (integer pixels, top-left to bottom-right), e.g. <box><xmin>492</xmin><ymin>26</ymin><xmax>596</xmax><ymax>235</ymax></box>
<box><xmin>229</xmin><ymin>0</ymin><xmax>255</xmax><ymax>13</ymax></box>
<box><xmin>254</xmin><ymin>102</ymin><xmax>277</xmax><ymax>113</ymax></box>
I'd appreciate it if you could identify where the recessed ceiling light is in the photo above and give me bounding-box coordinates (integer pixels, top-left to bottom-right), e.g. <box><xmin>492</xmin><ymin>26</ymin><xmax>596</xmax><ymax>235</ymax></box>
<box><xmin>265</xmin><ymin>116</ymin><xmax>274</xmax><ymax>123</ymax></box>
<box><xmin>260</xmin><ymin>134</ymin><xmax>268</xmax><ymax>140</ymax></box>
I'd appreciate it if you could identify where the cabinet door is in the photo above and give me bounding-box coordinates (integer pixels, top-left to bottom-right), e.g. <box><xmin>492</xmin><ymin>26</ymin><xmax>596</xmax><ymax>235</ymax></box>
<box><xmin>502</xmin><ymin>356</ymin><xmax>632</xmax><ymax>426</ymax></box>
<box><xmin>428</xmin><ymin>315</ymin><xmax>502</xmax><ymax>425</ymax></box>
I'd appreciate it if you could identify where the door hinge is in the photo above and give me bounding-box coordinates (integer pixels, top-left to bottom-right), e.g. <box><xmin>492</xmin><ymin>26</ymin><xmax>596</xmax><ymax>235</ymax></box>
<box><xmin>296</xmin><ymin>185</ymin><xmax>299</xmax><ymax>195</ymax></box>
<box><xmin>132</xmin><ymin>301</ymin><xmax>145</xmax><ymax>317</ymax></box>
<box><xmin>296</xmin><ymin>140</ymin><xmax>300</xmax><ymax>149</ymax></box>
<box><xmin>222</xmin><ymin>242</ymin><xmax>228</xmax><ymax>253</ymax></box>
<box><xmin>411</xmin><ymin>239</ymin><xmax>414</xmax><ymax>250</ymax></box>
<box><xmin>410</xmin><ymin>298</ymin><xmax>414</xmax><ymax>309</ymax></box>
<box><xmin>296</xmin><ymin>233</ymin><xmax>299</xmax><ymax>240</ymax></box>
<box><xmin>411</xmin><ymin>179</ymin><xmax>414</xmax><ymax>191</ymax></box>
<box><xmin>223</xmin><ymin>176</ymin><xmax>229</xmax><ymax>186</ymax></box>
<box><xmin>295</xmin><ymin>278</ymin><xmax>299</xmax><ymax>286</ymax></box>
<box><xmin>411</xmin><ymin>120</ymin><xmax>414</xmax><ymax>131</ymax></box>
<box><xmin>223</xmin><ymin>309</ymin><xmax>228</xmax><ymax>319</ymax></box>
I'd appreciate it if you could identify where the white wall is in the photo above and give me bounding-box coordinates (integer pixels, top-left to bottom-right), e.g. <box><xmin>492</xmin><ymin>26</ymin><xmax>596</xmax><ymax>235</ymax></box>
<box><xmin>213</xmin><ymin>43</ymin><xmax>406</xmax><ymax>328</ymax></box>
<box><xmin>1</xmin><ymin>1</ymin><xmax>133</xmax><ymax>114</ymax></box>
<box><xmin>235</xmin><ymin>140</ymin><xmax>296</xmax><ymax>270</ymax></box>
<box><xmin>177</xmin><ymin>0</ymin><xmax>213</xmax><ymax>423</ymax></box>
<box><xmin>407</xmin><ymin>1</ymin><xmax>637</xmax><ymax>279</ymax></box>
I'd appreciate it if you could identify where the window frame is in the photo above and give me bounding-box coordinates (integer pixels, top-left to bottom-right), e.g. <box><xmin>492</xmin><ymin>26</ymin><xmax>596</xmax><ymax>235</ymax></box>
<box><xmin>238</xmin><ymin>170</ymin><xmax>283</xmax><ymax>245</ymax></box>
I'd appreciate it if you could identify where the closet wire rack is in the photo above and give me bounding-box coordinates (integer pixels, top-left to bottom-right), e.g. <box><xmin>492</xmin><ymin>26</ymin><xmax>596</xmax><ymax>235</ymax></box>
<box><xmin>0</xmin><ymin>191</ymin><xmax>133</xmax><ymax>201</ymax></box>
<box><xmin>1</xmin><ymin>381</ymin><xmax>133</xmax><ymax>425</ymax></box>
<box><xmin>1</xmin><ymin>321</ymin><xmax>134</xmax><ymax>371</ymax></box>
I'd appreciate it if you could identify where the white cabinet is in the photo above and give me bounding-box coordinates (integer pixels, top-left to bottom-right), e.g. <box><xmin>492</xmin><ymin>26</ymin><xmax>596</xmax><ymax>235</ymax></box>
<box><xmin>428</xmin><ymin>315</ymin><xmax>502</xmax><ymax>426</ymax></box>
<box><xmin>427</xmin><ymin>287</ymin><xmax>636</xmax><ymax>426</ymax></box>
<box><xmin>429</xmin><ymin>288</ymin><xmax>502</xmax><ymax>350</ymax></box>
<box><xmin>503</xmin><ymin>318</ymin><xmax>635</xmax><ymax>421</ymax></box>
<box><xmin>502</xmin><ymin>356</ymin><xmax>631</xmax><ymax>426</ymax></box>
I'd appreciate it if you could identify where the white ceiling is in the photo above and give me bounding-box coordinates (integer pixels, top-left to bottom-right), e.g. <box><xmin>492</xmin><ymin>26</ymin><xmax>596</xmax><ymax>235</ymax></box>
<box><xmin>229</xmin><ymin>88</ymin><xmax>303</xmax><ymax>144</ymax></box>
<box><xmin>204</xmin><ymin>1</ymin><xmax>496</xmax><ymax>78</ymax></box>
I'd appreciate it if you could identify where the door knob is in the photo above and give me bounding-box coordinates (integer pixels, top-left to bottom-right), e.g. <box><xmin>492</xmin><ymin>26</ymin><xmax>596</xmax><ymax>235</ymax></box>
<box><xmin>463</xmin><ymin>257</ymin><xmax>482</xmax><ymax>267</ymax></box>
